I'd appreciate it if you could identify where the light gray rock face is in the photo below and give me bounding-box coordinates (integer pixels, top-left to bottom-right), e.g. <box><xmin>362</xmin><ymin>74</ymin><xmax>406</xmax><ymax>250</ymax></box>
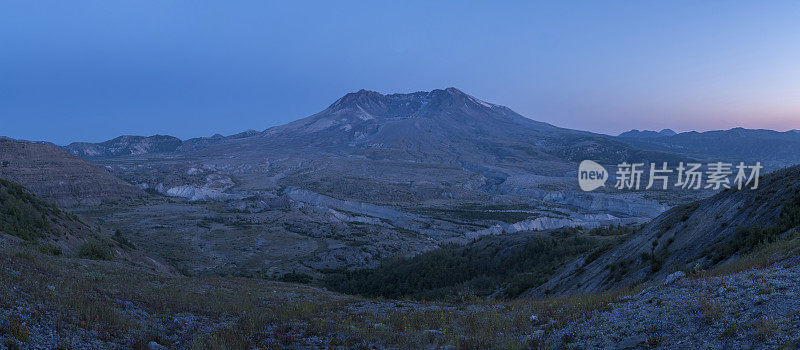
<box><xmin>164</xmin><ymin>185</ymin><xmax>231</xmax><ymax>201</ymax></box>
<box><xmin>462</xmin><ymin>212</ymin><xmax>648</xmax><ymax>241</ymax></box>
<box><xmin>286</xmin><ymin>188</ymin><xmax>411</xmax><ymax>223</ymax></box>
<box><xmin>663</xmin><ymin>271</ymin><xmax>686</xmax><ymax>285</ymax></box>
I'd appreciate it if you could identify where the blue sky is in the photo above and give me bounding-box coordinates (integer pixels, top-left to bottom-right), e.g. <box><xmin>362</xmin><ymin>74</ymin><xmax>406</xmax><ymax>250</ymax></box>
<box><xmin>2</xmin><ymin>1</ymin><xmax>799</xmax><ymax>144</ymax></box>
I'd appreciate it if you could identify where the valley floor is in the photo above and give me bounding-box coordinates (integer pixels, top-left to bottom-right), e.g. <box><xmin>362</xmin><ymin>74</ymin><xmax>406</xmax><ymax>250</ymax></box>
<box><xmin>2</xmin><ymin>236</ymin><xmax>800</xmax><ymax>349</ymax></box>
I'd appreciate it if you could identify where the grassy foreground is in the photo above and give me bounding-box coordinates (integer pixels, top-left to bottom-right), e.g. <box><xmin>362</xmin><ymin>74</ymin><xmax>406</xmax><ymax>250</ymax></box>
<box><xmin>0</xmin><ymin>237</ymin><xmax>639</xmax><ymax>349</ymax></box>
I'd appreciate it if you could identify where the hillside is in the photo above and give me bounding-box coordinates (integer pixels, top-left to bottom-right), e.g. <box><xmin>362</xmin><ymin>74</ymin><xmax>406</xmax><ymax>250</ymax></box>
<box><xmin>0</xmin><ymin>139</ymin><xmax>143</xmax><ymax>206</ymax></box>
<box><xmin>533</xmin><ymin>165</ymin><xmax>800</xmax><ymax>296</ymax></box>
<box><xmin>0</xmin><ymin>178</ymin><xmax>173</xmax><ymax>273</ymax></box>
<box><xmin>0</xmin><ymin>177</ymin><xmax>95</xmax><ymax>243</ymax></box>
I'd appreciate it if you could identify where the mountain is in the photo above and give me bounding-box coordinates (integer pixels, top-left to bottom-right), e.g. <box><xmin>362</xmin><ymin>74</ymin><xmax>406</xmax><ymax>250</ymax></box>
<box><xmin>0</xmin><ymin>139</ymin><xmax>143</xmax><ymax>206</ymax></box>
<box><xmin>70</xmin><ymin>88</ymin><xmax>677</xmax><ymax>167</ymax></box>
<box><xmin>616</xmin><ymin>127</ymin><xmax>800</xmax><ymax>167</ymax></box>
<box><xmin>66</xmin><ymin>88</ymin><xmax>682</xmax><ymax>209</ymax></box>
<box><xmin>258</xmin><ymin>87</ymin><xmax>673</xmax><ymax>166</ymax></box>
<box><xmin>64</xmin><ymin>135</ymin><xmax>183</xmax><ymax>159</ymax></box>
<box><xmin>71</xmin><ymin>88</ymin><xmax>681</xmax><ymax>174</ymax></box>
<box><xmin>618</xmin><ymin>129</ymin><xmax>677</xmax><ymax>138</ymax></box>
<box><xmin>47</xmin><ymin>88</ymin><xmax>686</xmax><ymax>278</ymax></box>
<box><xmin>532</xmin><ymin>164</ymin><xmax>800</xmax><ymax>296</ymax></box>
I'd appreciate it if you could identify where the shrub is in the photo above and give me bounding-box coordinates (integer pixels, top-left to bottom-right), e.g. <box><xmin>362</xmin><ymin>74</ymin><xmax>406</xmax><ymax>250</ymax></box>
<box><xmin>279</xmin><ymin>272</ymin><xmax>313</xmax><ymax>284</ymax></box>
<box><xmin>77</xmin><ymin>238</ymin><xmax>113</xmax><ymax>260</ymax></box>
<box><xmin>37</xmin><ymin>243</ymin><xmax>63</xmax><ymax>256</ymax></box>
<box><xmin>721</xmin><ymin>324</ymin><xmax>739</xmax><ymax>338</ymax></box>
<box><xmin>112</xmin><ymin>229</ymin><xmax>136</xmax><ymax>250</ymax></box>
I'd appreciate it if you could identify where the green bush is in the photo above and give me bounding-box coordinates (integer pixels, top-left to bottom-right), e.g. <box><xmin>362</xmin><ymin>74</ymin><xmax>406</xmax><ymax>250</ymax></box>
<box><xmin>112</xmin><ymin>229</ymin><xmax>136</xmax><ymax>250</ymax></box>
<box><xmin>0</xmin><ymin>178</ymin><xmax>53</xmax><ymax>241</ymax></box>
<box><xmin>37</xmin><ymin>243</ymin><xmax>63</xmax><ymax>256</ymax></box>
<box><xmin>77</xmin><ymin>238</ymin><xmax>113</xmax><ymax>261</ymax></box>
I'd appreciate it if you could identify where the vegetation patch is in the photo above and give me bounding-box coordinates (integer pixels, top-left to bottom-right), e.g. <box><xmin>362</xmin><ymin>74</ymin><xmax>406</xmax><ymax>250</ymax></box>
<box><xmin>77</xmin><ymin>238</ymin><xmax>114</xmax><ymax>261</ymax></box>
<box><xmin>324</xmin><ymin>227</ymin><xmax>631</xmax><ymax>300</ymax></box>
<box><xmin>0</xmin><ymin>178</ymin><xmax>56</xmax><ymax>241</ymax></box>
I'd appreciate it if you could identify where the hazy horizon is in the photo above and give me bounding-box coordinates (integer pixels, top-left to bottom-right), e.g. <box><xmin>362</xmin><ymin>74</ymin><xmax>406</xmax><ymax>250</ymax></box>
<box><xmin>5</xmin><ymin>85</ymin><xmax>800</xmax><ymax>145</ymax></box>
<box><xmin>3</xmin><ymin>1</ymin><xmax>799</xmax><ymax>144</ymax></box>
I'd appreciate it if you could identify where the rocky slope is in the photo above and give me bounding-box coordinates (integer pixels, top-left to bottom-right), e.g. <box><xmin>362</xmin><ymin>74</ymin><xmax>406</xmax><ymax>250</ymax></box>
<box><xmin>532</xmin><ymin>165</ymin><xmax>800</xmax><ymax>296</ymax></box>
<box><xmin>0</xmin><ymin>139</ymin><xmax>143</xmax><ymax>206</ymax></box>
<box><xmin>543</xmin><ymin>256</ymin><xmax>800</xmax><ymax>348</ymax></box>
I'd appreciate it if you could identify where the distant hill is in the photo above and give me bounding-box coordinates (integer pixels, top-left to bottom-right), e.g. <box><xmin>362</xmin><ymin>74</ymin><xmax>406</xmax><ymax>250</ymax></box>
<box><xmin>618</xmin><ymin>129</ymin><xmax>677</xmax><ymax>138</ymax></box>
<box><xmin>64</xmin><ymin>135</ymin><xmax>183</xmax><ymax>159</ymax></box>
<box><xmin>0</xmin><ymin>139</ymin><xmax>143</xmax><ymax>206</ymax></box>
<box><xmin>616</xmin><ymin>127</ymin><xmax>800</xmax><ymax>167</ymax></box>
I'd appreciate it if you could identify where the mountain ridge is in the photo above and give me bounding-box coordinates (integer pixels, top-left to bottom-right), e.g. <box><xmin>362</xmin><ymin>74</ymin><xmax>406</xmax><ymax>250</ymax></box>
<box><xmin>61</xmin><ymin>87</ymin><xmax>671</xmax><ymax>168</ymax></box>
<box><xmin>618</xmin><ymin>128</ymin><xmax>677</xmax><ymax>138</ymax></box>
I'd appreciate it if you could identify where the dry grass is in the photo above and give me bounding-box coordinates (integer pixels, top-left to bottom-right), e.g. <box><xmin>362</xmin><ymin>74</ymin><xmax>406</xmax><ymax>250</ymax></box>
<box><xmin>698</xmin><ymin>299</ymin><xmax>723</xmax><ymax>322</ymax></box>
<box><xmin>3</xmin><ymin>316</ymin><xmax>30</xmax><ymax>343</ymax></box>
<box><xmin>752</xmin><ymin>316</ymin><xmax>777</xmax><ymax>340</ymax></box>
<box><xmin>0</xmin><ymin>240</ymin><xmax>646</xmax><ymax>349</ymax></box>
<box><xmin>707</xmin><ymin>235</ymin><xmax>800</xmax><ymax>277</ymax></box>
<box><xmin>644</xmin><ymin>321</ymin><xmax>664</xmax><ymax>348</ymax></box>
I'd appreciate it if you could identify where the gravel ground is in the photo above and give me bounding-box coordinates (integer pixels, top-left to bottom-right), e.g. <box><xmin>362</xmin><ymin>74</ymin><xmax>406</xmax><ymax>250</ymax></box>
<box><xmin>544</xmin><ymin>260</ymin><xmax>800</xmax><ymax>349</ymax></box>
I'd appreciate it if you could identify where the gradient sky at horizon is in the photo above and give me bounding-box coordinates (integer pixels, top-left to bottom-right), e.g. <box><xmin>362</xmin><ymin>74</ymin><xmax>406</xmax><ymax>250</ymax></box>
<box><xmin>2</xmin><ymin>1</ymin><xmax>800</xmax><ymax>144</ymax></box>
